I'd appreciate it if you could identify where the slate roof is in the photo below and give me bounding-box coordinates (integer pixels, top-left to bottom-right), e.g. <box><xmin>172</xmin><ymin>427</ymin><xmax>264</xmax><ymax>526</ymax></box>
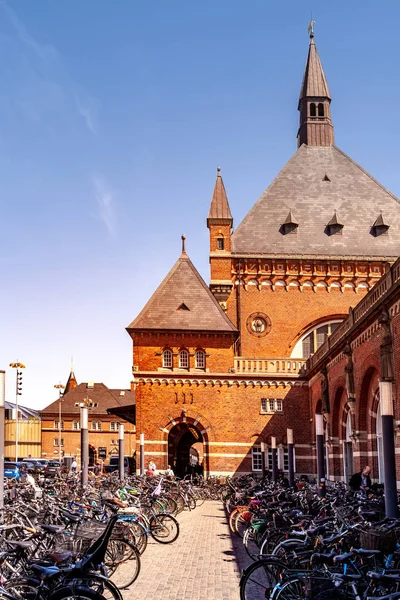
<box><xmin>232</xmin><ymin>144</ymin><xmax>400</xmax><ymax>258</ymax></box>
<box><xmin>207</xmin><ymin>168</ymin><xmax>233</xmax><ymax>222</ymax></box>
<box><xmin>299</xmin><ymin>34</ymin><xmax>331</xmax><ymax>101</ymax></box>
<box><xmin>40</xmin><ymin>383</ymin><xmax>134</xmax><ymax>416</ymax></box>
<box><xmin>127</xmin><ymin>252</ymin><xmax>237</xmax><ymax>332</ymax></box>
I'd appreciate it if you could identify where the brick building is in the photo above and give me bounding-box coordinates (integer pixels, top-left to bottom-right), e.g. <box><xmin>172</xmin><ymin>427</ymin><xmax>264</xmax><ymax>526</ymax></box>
<box><xmin>127</xmin><ymin>32</ymin><xmax>400</xmax><ymax>480</ymax></box>
<box><xmin>41</xmin><ymin>371</ymin><xmax>135</xmax><ymax>465</ymax></box>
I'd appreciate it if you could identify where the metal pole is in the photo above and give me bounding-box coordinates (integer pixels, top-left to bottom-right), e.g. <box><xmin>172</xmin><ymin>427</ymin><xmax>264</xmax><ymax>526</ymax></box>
<box><xmin>316</xmin><ymin>414</ymin><xmax>326</xmax><ymax>498</ymax></box>
<box><xmin>80</xmin><ymin>406</ymin><xmax>88</xmax><ymax>488</ymax></box>
<box><xmin>119</xmin><ymin>424</ymin><xmax>125</xmax><ymax>482</ymax></box>
<box><xmin>140</xmin><ymin>433</ymin><xmax>145</xmax><ymax>475</ymax></box>
<box><xmin>58</xmin><ymin>392</ymin><xmax>62</xmax><ymax>461</ymax></box>
<box><xmin>380</xmin><ymin>381</ymin><xmax>398</xmax><ymax>518</ymax></box>
<box><xmin>15</xmin><ymin>370</ymin><xmax>19</xmax><ymax>463</ymax></box>
<box><xmin>261</xmin><ymin>442</ymin><xmax>266</xmax><ymax>478</ymax></box>
<box><xmin>0</xmin><ymin>371</ymin><xmax>5</xmax><ymax>509</ymax></box>
<box><xmin>271</xmin><ymin>436</ymin><xmax>277</xmax><ymax>482</ymax></box>
<box><xmin>287</xmin><ymin>428</ymin><xmax>295</xmax><ymax>489</ymax></box>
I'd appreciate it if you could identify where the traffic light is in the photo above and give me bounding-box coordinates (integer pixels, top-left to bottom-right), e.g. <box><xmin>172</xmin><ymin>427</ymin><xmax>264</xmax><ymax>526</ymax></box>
<box><xmin>17</xmin><ymin>370</ymin><xmax>23</xmax><ymax>396</ymax></box>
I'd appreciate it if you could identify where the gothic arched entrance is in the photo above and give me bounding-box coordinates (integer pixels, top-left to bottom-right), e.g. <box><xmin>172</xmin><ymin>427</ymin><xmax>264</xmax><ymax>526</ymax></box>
<box><xmin>168</xmin><ymin>423</ymin><xmax>203</xmax><ymax>478</ymax></box>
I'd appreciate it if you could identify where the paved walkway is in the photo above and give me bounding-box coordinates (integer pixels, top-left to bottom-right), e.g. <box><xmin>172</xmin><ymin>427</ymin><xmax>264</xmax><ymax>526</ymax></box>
<box><xmin>126</xmin><ymin>501</ymin><xmax>251</xmax><ymax>600</ymax></box>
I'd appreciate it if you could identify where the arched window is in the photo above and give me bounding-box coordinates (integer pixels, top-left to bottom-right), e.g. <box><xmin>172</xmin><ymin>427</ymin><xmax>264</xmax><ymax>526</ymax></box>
<box><xmin>195</xmin><ymin>349</ymin><xmax>206</xmax><ymax>369</ymax></box>
<box><xmin>318</xmin><ymin>103</ymin><xmax>324</xmax><ymax>117</ymax></box>
<box><xmin>217</xmin><ymin>237</ymin><xmax>224</xmax><ymax>250</ymax></box>
<box><xmin>179</xmin><ymin>349</ymin><xmax>189</xmax><ymax>369</ymax></box>
<box><xmin>310</xmin><ymin>103</ymin><xmax>316</xmax><ymax>117</ymax></box>
<box><xmin>162</xmin><ymin>349</ymin><xmax>173</xmax><ymax>369</ymax></box>
<box><xmin>291</xmin><ymin>319</ymin><xmax>344</xmax><ymax>359</ymax></box>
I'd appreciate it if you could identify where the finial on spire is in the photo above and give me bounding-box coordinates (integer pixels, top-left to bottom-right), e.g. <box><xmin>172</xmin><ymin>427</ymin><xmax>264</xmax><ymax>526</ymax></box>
<box><xmin>308</xmin><ymin>18</ymin><xmax>316</xmax><ymax>38</ymax></box>
<box><xmin>217</xmin><ymin>166</ymin><xmax>221</xmax><ymax>175</ymax></box>
<box><xmin>181</xmin><ymin>234</ymin><xmax>186</xmax><ymax>254</ymax></box>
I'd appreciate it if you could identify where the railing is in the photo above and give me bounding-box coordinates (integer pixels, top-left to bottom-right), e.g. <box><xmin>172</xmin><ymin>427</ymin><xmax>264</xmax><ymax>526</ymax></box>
<box><xmin>234</xmin><ymin>358</ymin><xmax>307</xmax><ymax>376</ymax></box>
<box><xmin>307</xmin><ymin>256</ymin><xmax>400</xmax><ymax>373</ymax></box>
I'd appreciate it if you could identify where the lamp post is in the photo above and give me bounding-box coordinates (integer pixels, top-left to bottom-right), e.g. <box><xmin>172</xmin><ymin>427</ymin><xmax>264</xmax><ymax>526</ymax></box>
<box><xmin>140</xmin><ymin>433</ymin><xmax>145</xmax><ymax>475</ymax></box>
<box><xmin>54</xmin><ymin>384</ymin><xmax>66</xmax><ymax>462</ymax></box>
<box><xmin>260</xmin><ymin>442</ymin><xmax>266</xmax><ymax>479</ymax></box>
<box><xmin>80</xmin><ymin>403</ymin><xmax>89</xmax><ymax>488</ymax></box>
<box><xmin>271</xmin><ymin>437</ymin><xmax>277</xmax><ymax>482</ymax></box>
<box><xmin>315</xmin><ymin>414</ymin><xmax>326</xmax><ymax>498</ymax></box>
<box><xmin>119</xmin><ymin>424</ymin><xmax>125</xmax><ymax>482</ymax></box>
<box><xmin>287</xmin><ymin>428</ymin><xmax>295</xmax><ymax>489</ymax></box>
<box><xmin>0</xmin><ymin>371</ymin><xmax>5</xmax><ymax>509</ymax></box>
<box><xmin>9</xmin><ymin>362</ymin><xmax>25</xmax><ymax>462</ymax></box>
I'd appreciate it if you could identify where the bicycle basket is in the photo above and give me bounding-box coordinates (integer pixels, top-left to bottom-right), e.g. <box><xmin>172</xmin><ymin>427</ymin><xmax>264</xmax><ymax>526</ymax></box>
<box><xmin>75</xmin><ymin>520</ymin><xmax>108</xmax><ymax>541</ymax></box>
<box><xmin>360</xmin><ymin>528</ymin><xmax>397</xmax><ymax>554</ymax></box>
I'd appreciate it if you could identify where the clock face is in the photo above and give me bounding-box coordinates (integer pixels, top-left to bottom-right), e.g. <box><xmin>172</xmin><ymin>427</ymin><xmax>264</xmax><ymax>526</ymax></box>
<box><xmin>247</xmin><ymin>312</ymin><xmax>272</xmax><ymax>337</ymax></box>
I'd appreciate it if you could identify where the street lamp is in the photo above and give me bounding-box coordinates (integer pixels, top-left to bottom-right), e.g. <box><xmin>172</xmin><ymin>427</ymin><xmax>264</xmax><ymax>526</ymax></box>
<box><xmin>54</xmin><ymin>384</ymin><xmax>66</xmax><ymax>461</ymax></box>
<box><xmin>9</xmin><ymin>362</ymin><xmax>25</xmax><ymax>462</ymax></box>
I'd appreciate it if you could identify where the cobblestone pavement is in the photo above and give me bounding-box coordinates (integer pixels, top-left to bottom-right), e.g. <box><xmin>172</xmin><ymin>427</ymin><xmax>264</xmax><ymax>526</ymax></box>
<box><xmin>126</xmin><ymin>500</ymin><xmax>251</xmax><ymax>600</ymax></box>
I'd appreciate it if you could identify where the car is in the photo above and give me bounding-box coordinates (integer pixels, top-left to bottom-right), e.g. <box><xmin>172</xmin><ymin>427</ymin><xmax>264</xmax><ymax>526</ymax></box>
<box><xmin>46</xmin><ymin>460</ymin><xmax>62</xmax><ymax>477</ymax></box>
<box><xmin>4</xmin><ymin>462</ymin><xmax>20</xmax><ymax>479</ymax></box>
<box><xmin>105</xmin><ymin>456</ymin><xmax>136</xmax><ymax>475</ymax></box>
<box><xmin>19</xmin><ymin>461</ymin><xmax>38</xmax><ymax>475</ymax></box>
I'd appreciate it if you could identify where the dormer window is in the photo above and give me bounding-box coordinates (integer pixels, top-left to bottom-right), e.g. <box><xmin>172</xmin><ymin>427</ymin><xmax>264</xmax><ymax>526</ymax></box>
<box><xmin>217</xmin><ymin>237</ymin><xmax>224</xmax><ymax>250</ymax></box>
<box><xmin>280</xmin><ymin>210</ymin><xmax>298</xmax><ymax>235</ymax></box>
<box><xmin>179</xmin><ymin>349</ymin><xmax>189</xmax><ymax>369</ymax></box>
<box><xmin>325</xmin><ymin>211</ymin><xmax>343</xmax><ymax>236</ymax></box>
<box><xmin>162</xmin><ymin>349</ymin><xmax>173</xmax><ymax>369</ymax></box>
<box><xmin>371</xmin><ymin>213</ymin><xmax>389</xmax><ymax>237</ymax></box>
<box><xmin>310</xmin><ymin>103</ymin><xmax>316</xmax><ymax>117</ymax></box>
<box><xmin>318</xmin><ymin>103</ymin><xmax>325</xmax><ymax>117</ymax></box>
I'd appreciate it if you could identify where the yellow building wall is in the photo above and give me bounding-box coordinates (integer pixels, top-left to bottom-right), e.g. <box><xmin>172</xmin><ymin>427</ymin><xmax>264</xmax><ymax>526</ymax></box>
<box><xmin>5</xmin><ymin>419</ymin><xmax>41</xmax><ymax>460</ymax></box>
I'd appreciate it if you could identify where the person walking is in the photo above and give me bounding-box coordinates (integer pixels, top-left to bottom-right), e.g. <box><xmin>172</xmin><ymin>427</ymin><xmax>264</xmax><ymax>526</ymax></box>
<box><xmin>71</xmin><ymin>458</ymin><xmax>78</xmax><ymax>474</ymax></box>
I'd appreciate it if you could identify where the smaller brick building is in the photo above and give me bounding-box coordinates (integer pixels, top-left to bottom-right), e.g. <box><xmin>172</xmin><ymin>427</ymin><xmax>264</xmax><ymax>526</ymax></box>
<box><xmin>40</xmin><ymin>373</ymin><xmax>135</xmax><ymax>465</ymax></box>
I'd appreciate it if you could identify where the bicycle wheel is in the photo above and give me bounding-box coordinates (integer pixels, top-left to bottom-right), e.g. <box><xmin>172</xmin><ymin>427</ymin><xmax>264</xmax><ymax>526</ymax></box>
<box><xmin>149</xmin><ymin>514</ymin><xmax>180</xmax><ymax>544</ymax></box>
<box><xmin>48</xmin><ymin>586</ymin><xmax>106</xmax><ymax>600</ymax></box>
<box><xmin>4</xmin><ymin>580</ymin><xmax>44</xmax><ymax>600</ymax></box>
<box><xmin>127</xmin><ymin>521</ymin><xmax>148</xmax><ymax>554</ymax></box>
<box><xmin>105</xmin><ymin>539</ymin><xmax>141</xmax><ymax>590</ymax></box>
<box><xmin>65</xmin><ymin>574</ymin><xmax>122</xmax><ymax>600</ymax></box>
<box><xmin>240</xmin><ymin>558</ymin><xmax>287</xmax><ymax>600</ymax></box>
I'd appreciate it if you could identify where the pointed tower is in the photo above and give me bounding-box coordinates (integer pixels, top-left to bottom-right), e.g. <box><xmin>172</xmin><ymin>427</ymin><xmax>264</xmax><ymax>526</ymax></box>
<box><xmin>207</xmin><ymin>168</ymin><xmax>233</xmax><ymax>307</ymax></box>
<box><xmin>297</xmin><ymin>32</ymin><xmax>334</xmax><ymax>147</ymax></box>
<box><xmin>64</xmin><ymin>368</ymin><xmax>78</xmax><ymax>394</ymax></box>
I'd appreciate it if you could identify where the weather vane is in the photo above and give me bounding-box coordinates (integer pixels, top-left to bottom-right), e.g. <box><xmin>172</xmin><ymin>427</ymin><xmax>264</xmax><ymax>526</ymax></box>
<box><xmin>308</xmin><ymin>18</ymin><xmax>316</xmax><ymax>35</ymax></box>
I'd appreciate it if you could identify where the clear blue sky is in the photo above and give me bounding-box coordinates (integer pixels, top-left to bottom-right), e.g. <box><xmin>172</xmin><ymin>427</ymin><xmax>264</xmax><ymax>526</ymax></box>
<box><xmin>1</xmin><ymin>0</ymin><xmax>400</xmax><ymax>409</ymax></box>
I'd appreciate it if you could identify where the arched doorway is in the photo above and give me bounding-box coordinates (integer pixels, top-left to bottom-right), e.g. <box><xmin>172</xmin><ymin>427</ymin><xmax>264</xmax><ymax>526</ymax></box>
<box><xmin>168</xmin><ymin>423</ymin><xmax>203</xmax><ymax>478</ymax></box>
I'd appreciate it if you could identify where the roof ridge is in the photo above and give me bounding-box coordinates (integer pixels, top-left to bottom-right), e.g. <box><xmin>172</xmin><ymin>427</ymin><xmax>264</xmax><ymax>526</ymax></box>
<box><xmin>332</xmin><ymin>145</ymin><xmax>400</xmax><ymax>206</ymax></box>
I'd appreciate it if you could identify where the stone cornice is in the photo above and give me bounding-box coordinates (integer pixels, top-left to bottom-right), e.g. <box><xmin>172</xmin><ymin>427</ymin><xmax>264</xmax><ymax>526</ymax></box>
<box><xmin>134</xmin><ymin>372</ymin><xmax>308</xmax><ymax>388</ymax></box>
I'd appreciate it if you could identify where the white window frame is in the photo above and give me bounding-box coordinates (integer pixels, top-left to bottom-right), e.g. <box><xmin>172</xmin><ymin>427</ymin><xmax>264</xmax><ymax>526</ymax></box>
<box><xmin>268</xmin><ymin>447</ymin><xmax>295</xmax><ymax>473</ymax></box>
<box><xmin>260</xmin><ymin>399</ymin><xmax>283</xmax><ymax>414</ymax></box>
<box><xmin>162</xmin><ymin>349</ymin><xmax>173</xmax><ymax>369</ymax></box>
<box><xmin>252</xmin><ymin>446</ymin><xmax>263</xmax><ymax>471</ymax></box>
<box><xmin>179</xmin><ymin>349</ymin><xmax>189</xmax><ymax>369</ymax></box>
<box><xmin>91</xmin><ymin>421</ymin><xmax>102</xmax><ymax>431</ymax></box>
<box><xmin>195</xmin><ymin>350</ymin><xmax>206</xmax><ymax>369</ymax></box>
<box><xmin>72</xmin><ymin>421</ymin><xmax>80</xmax><ymax>430</ymax></box>
<box><xmin>291</xmin><ymin>319</ymin><xmax>343</xmax><ymax>359</ymax></box>
<box><xmin>54</xmin><ymin>420</ymin><xmax>64</xmax><ymax>430</ymax></box>
<box><xmin>110</xmin><ymin>422</ymin><xmax>120</xmax><ymax>432</ymax></box>
<box><xmin>54</xmin><ymin>438</ymin><xmax>64</xmax><ymax>447</ymax></box>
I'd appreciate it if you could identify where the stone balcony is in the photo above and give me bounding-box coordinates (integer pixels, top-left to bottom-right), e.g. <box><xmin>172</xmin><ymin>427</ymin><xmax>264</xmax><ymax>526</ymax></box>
<box><xmin>233</xmin><ymin>357</ymin><xmax>307</xmax><ymax>377</ymax></box>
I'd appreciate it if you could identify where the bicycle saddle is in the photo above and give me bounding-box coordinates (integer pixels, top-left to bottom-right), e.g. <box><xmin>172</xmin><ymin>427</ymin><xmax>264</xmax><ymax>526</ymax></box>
<box><xmin>30</xmin><ymin>564</ymin><xmax>60</xmax><ymax>579</ymax></box>
<box><xmin>333</xmin><ymin>552</ymin><xmax>354</xmax><ymax>563</ymax></box>
<box><xmin>354</xmin><ymin>548</ymin><xmax>382</xmax><ymax>556</ymax></box>
<box><xmin>59</xmin><ymin>509</ymin><xmax>82</xmax><ymax>523</ymax></box>
<box><xmin>46</xmin><ymin>551</ymin><xmax>73</xmax><ymax>564</ymax></box>
<box><xmin>7</xmin><ymin>540</ymin><xmax>32</xmax><ymax>550</ymax></box>
<box><xmin>367</xmin><ymin>572</ymin><xmax>400</xmax><ymax>582</ymax></box>
<box><xmin>40</xmin><ymin>524</ymin><xmax>65</xmax><ymax>534</ymax></box>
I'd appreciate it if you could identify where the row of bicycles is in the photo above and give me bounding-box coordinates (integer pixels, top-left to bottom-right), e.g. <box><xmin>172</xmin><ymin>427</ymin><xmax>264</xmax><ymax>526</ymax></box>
<box><xmin>224</xmin><ymin>476</ymin><xmax>400</xmax><ymax>600</ymax></box>
<box><xmin>0</xmin><ymin>472</ymin><xmax>217</xmax><ymax>599</ymax></box>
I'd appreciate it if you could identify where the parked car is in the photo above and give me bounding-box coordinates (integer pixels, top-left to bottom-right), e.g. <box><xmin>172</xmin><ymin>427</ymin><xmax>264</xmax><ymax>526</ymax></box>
<box><xmin>104</xmin><ymin>456</ymin><xmax>136</xmax><ymax>475</ymax></box>
<box><xmin>4</xmin><ymin>462</ymin><xmax>20</xmax><ymax>479</ymax></box>
<box><xmin>46</xmin><ymin>460</ymin><xmax>62</xmax><ymax>477</ymax></box>
<box><xmin>20</xmin><ymin>460</ymin><xmax>47</xmax><ymax>476</ymax></box>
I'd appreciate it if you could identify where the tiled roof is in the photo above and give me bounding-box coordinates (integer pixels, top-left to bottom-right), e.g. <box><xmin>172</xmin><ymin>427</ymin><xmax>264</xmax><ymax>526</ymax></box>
<box><xmin>232</xmin><ymin>144</ymin><xmax>400</xmax><ymax>258</ymax></box>
<box><xmin>127</xmin><ymin>252</ymin><xmax>237</xmax><ymax>333</ymax></box>
<box><xmin>299</xmin><ymin>34</ymin><xmax>331</xmax><ymax>101</ymax></box>
<box><xmin>40</xmin><ymin>383</ymin><xmax>134</xmax><ymax>416</ymax></box>
<box><xmin>207</xmin><ymin>168</ymin><xmax>233</xmax><ymax>222</ymax></box>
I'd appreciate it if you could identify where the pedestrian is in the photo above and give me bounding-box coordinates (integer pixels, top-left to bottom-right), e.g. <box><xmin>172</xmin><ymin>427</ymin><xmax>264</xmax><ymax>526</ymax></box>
<box><xmin>71</xmin><ymin>458</ymin><xmax>78</xmax><ymax>474</ymax></box>
<box><xmin>148</xmin><ymin>460</ymin><xmax>156</xmax><ymax>473</ymax></box>
<box><xmin>165</xmin><ymin>464</ymin><xmax>174</xmax><ymax>479</ymax></box>
<box><xmin>349</xmin><ymin>465</ymin><xmax>371</xmax><ymax>492</ymax></box>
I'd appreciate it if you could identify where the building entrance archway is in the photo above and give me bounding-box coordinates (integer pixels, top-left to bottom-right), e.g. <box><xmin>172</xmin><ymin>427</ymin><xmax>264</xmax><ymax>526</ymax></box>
<box><xmin>168</xmin><ymin>423</ymin><xmax>203</xmax><ymax>478</ymax></box>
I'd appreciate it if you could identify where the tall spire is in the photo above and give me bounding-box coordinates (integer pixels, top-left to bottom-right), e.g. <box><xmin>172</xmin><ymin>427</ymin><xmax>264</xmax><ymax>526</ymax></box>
<box><xmin>64</xmin><ymin>364</ymin><xmax>77</xmax><ymax>394</ymax></box>
<box><xmin>297</xmin><ymin>31</ymin><xmax>334</xmax><ymax>147</ymax></box>
<box><xmin>207</xmin><ymin>167</ymin><xmax>233</xmax><ymax>226</ymax></box>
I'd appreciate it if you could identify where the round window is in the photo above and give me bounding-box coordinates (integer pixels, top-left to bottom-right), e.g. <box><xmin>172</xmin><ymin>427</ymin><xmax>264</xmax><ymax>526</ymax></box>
<box><xmin>247</xmin><ymin>312</ymin><xmax>272</xmax><ymax>337</ymax></box>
